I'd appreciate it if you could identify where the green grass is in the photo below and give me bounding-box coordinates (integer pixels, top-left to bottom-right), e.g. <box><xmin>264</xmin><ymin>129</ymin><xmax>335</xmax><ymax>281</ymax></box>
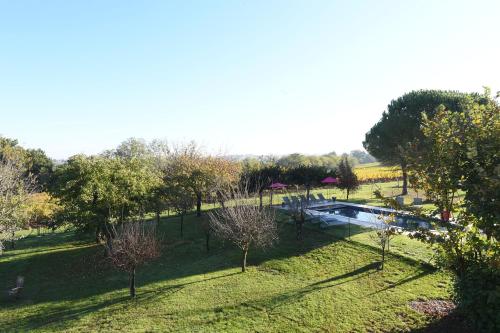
<box><xmin>1</xmin><ymin>212</ymin><xmax>452</xmax><ymax>332</ymax></box>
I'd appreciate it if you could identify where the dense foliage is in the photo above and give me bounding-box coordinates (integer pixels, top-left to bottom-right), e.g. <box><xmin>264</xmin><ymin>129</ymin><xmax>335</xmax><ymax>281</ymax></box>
<box><xmin>50</xmin><ymin>155</ymin><xmax>161</xmax><ymax>244</ymax></box>
<box><xmin>337</xmin><ymin>156</ymin><xmax>359</xmax><ymax>200</ymax></box>
<box><xmin>363</xmin><ymin>90</ymin><xmax>489</xmax><ymax>195</ymax></box>
<box><xmin>405</xmin><ymin>93</ymin><xmax>500</xmax><ymax>332</ymax></box>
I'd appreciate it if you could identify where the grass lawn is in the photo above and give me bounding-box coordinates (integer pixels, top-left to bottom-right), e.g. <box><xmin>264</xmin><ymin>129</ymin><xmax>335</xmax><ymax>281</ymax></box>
<box><xmin>1</xmin><ymin>212</ymin><xmax>453</xmax><ymax>332</ymax></box>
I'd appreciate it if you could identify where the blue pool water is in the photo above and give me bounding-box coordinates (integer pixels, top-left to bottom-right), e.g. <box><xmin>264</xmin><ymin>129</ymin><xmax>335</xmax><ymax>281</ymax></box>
<box><xmin>315</xmin><ymin>206</ymin><xmax>431</xmax><ymax>230</ymax></box>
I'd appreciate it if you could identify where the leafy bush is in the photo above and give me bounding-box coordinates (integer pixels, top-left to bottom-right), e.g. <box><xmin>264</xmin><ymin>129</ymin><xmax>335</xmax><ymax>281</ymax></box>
<box><xmin>411</xmin><ymin>215</ymin><xmax>499</xmax><ymax>332</ymax></box>
<box><xmin>454</xmin><ymin>263</ymin><xmax>500</xmax><ymax>332</ymax></box>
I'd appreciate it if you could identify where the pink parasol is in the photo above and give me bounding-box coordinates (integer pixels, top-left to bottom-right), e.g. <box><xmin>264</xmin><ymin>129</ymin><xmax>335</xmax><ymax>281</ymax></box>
<box><xmin>321</xmin><ymin>177</ymin><xmax>338</xmax><ymax>184</ymax></box>
<box><xmin>269</xmin><ymin>182</ymin><xmax>287</xmax><ymax>190</ymax></box>
<box><xmin>321</xmin><ymin>177</ymin><xmax>338</xmax><ymax>198</ymax></box>
<box><xmin>269</xmin><ymin>182</ymin><xmax>287</xmax><ymax>206</ymax></box>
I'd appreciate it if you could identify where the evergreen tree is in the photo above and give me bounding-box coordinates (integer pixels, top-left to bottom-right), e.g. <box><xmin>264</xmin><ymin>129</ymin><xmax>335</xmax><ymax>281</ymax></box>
<box><xmin>337</xmin><ymin>156</ymin><xmax>359</xmax><ymax>200</ymax></box>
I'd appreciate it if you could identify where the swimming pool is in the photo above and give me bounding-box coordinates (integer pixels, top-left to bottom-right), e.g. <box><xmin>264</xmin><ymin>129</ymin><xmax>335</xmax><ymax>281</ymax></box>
<box><xmin>310</xmin><ymin>204</ymin><xmax>431</xmax><ymax>230</ymax></box>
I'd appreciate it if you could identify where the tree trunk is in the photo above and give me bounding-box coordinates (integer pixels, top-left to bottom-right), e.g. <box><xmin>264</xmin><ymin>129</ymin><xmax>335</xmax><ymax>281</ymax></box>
<box><xmin>196</xmin><ymin>192</ymin><xmax>202</xmax><ymax>217</ymax></box>
<box><xmin>401</xmin><ymin>164</ymin><xmax>408</xmax><ymax>195</ymax></box>
<box><xmin>259</xmin><ymin>191</ymin><xmax>263</xmax><ymax>209</ymax></box>
<box><xmin>306</xmin><ymin>186</ymin><xmax>310</xmax><ymax>205</ymax></box>
<box><xmin>205</xmin><ymin>232</ymin><xmax>210</xmax><ymax>253</ymax></box>
<box><xmin>380</xmin><ymin>242</ymin><xmax>385</xmax><ymax>270</ymax></box>
<box><xmin>180</xmin><ymin>214</ymin><xmax>184</xmax><ymax>238</ymax></box>
<box><xmin>129</xmin><ymin>268</ymin><xmax>136</xmax><ymax>297</ymax></box>
<box><xmin>156</xmin><ymin>209</ymin><xmax>160</xmax><ymax>225</ymax></box>
<box><xmin>296</xmin><ymin>210</ymin><xmax>305</xmax><ymax>241</ymax></box>
<box><xmin>346</xmin><ymin>188</ymin><xmax>350</xmax><ymax>200</ymax></box>
<box><xmin>105</xmin><ymin>235</ymin><xmax>113</xmax><ymax>256</ymax></box>
<box><xmin>241</xmin><ymin>248</ymin><xmax>248</xmax><ymax>272</ymax></box>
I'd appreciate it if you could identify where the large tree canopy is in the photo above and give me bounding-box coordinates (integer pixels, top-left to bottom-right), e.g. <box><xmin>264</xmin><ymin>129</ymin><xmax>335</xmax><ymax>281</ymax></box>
<box><xmin>51</xmin><ymin>154</ymin><xmax>161</xmax><ymax>242</ymax></box>
<box><xmin>363</xmin><ymin>90</ymin><xmax>487</xmax><ymax>194</ymax></box>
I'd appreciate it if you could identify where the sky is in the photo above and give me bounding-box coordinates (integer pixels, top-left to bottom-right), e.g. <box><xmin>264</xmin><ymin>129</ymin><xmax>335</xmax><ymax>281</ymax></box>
<box><xmin>1</xmin><ymin>0</ymin><xmax>499</xmax><ymax>159</ymax></box>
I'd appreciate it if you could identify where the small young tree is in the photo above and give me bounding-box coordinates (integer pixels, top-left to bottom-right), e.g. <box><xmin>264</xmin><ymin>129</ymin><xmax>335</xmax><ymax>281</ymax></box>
<box><xmin>208</xmin><ymin>185</ymin><xmax>278</xmax><ymax>272</ymax></box>
<box><xmin>105</xmin><ymin>222</ymin><xmax>161</xmax><ymax>297</ymax></box>
<box><xmin>337</xmin><ymin>156</ymin><xmax>359</xmax><ymax>200</ymax></box>
<box><xmin>371</xmin><ymin>212</ymin><xmax>400</xmax><ymax>270</ymax></box>
<box><xmin>166</xmin><ymin>185</ymin><xmax>196</xmax><ymax>238</ymax></box>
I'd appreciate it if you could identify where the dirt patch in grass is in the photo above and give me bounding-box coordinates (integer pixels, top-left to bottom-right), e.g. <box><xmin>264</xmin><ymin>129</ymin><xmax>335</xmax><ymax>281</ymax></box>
<box><xmin>410</xmin><ymin>300</ymin><xmax>475</xmax><ymax>333</ymax></box>
<box><xmin>410</xmin><ymin>299</ymin><xmax>456</xmax><ymax>318</ymax></box>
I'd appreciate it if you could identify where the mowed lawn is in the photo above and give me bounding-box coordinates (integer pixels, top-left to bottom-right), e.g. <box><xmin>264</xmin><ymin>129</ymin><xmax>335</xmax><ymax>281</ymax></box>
<box><xmin>1</xmin><ymin>213</ymin><xmax>452</xmax><ymax>332</ymax></box>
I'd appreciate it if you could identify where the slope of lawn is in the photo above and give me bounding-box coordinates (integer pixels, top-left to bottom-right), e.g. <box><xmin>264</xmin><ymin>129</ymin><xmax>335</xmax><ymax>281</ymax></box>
<box><xmin>1</xmin><ymin>214</ymin><xmax>452</xmax><ymax>333</ymax></box>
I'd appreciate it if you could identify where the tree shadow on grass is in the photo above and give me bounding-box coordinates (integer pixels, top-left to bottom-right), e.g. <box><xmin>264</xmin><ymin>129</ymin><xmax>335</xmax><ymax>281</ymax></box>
<box><xmin>0</xmin><ymin>216</ymin><xmax>341</xmax><ymax>307</ymax></box>
<box><xmin>1</xmin><ymin>271</ymin><xmax>242</xmax><ymax>332</ymax></box>
<box><xmin>1</xmin><ymin>295</ymin><xmax>130</xmax><ymax>332</ymax></box>
<box><xmin>366</xmin><ymin>268</ymin><xmax>434</xmax><ymax>296</ymax></box>
<box><xmin>0</xmin><ymin>231</ymin><xmax>89</xmax><ymax>260</ymax></box>
<box><xmin>409</xmin><ymin>313</ymin><xmax>473</xmax><ymax>333</ymax></box>
<box><xmin>152</xmin><ymin>261</ymin><xmax>385</xmax><ymax>326</ymax></box>
<box><xmin>0</xmin><ymin>213</ymin><xmax>435</xmax><ymax>332</ymax></box>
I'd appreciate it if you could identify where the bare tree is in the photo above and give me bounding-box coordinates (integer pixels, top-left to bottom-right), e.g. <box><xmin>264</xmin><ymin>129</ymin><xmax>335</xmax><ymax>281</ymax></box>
<box><xmin>105</xmin><ymin>222</ymin><xmax>161</xmax><ymax>297</ymax></box>
<box><xmin>208</xmin><ymin>184</ymin><xmax>278</xmax><ymax>272</ymax></box>
<box><xmin>371</xmin><ymin>212</ymin><xmax>401</xmax><ymax>270</ymax></box>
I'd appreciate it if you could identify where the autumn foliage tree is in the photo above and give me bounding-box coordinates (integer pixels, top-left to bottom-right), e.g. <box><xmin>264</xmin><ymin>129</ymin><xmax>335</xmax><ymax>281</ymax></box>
<box><xmin>162</xmin><ymin>143</ymin><xmax>240</xmax><ymax>217</ymax></box>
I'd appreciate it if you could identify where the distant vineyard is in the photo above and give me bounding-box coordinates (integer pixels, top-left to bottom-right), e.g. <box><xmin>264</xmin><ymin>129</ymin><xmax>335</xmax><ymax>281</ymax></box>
<box><xmin>354</xmin><ymin>163</ymin><xmax>402</xmax><ymax>182</ymax></box>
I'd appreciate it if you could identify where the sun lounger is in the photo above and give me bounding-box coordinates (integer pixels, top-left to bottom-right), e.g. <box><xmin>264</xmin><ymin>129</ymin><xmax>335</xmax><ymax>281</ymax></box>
<box><xmin>7</xmin><ymin>276</ymin><xmax>24</xmax><ymax>299</ymax></box>
<box><xmin>317</xmin><ymin>193</ymin><xmax>328</xmax><ymax>201</ymax></box>
<box><xmin>290</xmin><ymin>196</ymin><xmax>300</xmax><ymax>206</ymax></box>
<box><xmin>282</xmin><ymin>197</ymin><xmax>292</xmax><ymax>206</ymax></box>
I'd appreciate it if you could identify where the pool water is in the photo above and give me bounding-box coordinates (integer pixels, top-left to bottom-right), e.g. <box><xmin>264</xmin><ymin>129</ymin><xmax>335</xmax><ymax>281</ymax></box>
<box><xmin>316</xmin><ymin>206</ymin><xmax>431</xmax><ymax>230</ymax></box>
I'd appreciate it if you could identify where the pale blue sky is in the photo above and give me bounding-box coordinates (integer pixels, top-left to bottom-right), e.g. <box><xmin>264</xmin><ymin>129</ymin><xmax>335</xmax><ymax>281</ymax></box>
<box><xmin>1</xmin><ymin>1</ymin><xmax>499</xmax><ymax>159</ymax></box>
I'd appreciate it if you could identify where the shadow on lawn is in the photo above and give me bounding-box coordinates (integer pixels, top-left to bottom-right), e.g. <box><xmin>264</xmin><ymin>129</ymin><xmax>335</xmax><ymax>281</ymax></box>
<box><xmin>1</xmin><ymin>272</ymin><xmax>242</xmax><ymax>332</ymax></box>
<box><xmin>0</xmin><ymin>216</ymin><xmax>339</xmax><ymax>306</ymax></box>
<box><xmin>0</xmin><ymin>213</ymin><xmax>435</xmax><ymax>331</ymax></box>
<box><xmin>409</xmin><ymin>313</ymin><xmax>473</xmax><ymax>333</ymax></box>
<box><xmin>1</xmin><ymin>295</ymin><xmax>130</xmax><ymax>331</ymax></box>
<box><xmin>366</xmin><ymin>268</ymin><xmax>434</xmax><ymax>296</ymax></box>
<box><xmin>157</xmin><ymin>261</ymin><xmax>399</xmax><ymax>325</ymax></box>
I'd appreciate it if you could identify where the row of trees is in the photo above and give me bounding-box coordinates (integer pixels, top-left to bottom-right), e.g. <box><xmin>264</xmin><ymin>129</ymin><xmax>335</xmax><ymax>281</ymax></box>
<box><xmin>48</xmin><ymin>140</ymin><xmax>241</xmax><ymax>246</ymax></box>
<box><xmin>240</xmin><ymin>149</ymin><xmax>375</xmax><ymax>171</ymax></box>
<box><xmin>1</xmin><ymin>134</ymin><xmax>363</xmax><ymax>254</ymax></box>
<box><xmin>244</xmin><ymin>155</ymin><xmax>359</xmax><ymax>204</ymax></box>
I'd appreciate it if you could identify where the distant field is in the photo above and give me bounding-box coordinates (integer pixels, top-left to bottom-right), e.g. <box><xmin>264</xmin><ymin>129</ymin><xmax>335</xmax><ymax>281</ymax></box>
<box><xmin>354</xmin><ymin>162</ymin><xmax>402</xmax><ymax>182</ymax></box>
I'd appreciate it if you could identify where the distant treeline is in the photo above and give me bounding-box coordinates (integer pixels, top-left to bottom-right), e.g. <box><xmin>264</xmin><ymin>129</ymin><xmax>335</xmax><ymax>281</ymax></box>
<box><xmin>239</xmin><ymin>150</ymin><xmax>376</xmax><ymax>171</ymax></box>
